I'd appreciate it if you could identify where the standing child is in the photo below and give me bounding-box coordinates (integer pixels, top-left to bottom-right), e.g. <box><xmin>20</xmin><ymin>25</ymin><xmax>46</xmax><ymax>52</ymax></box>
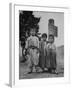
<box><xmin>39</xmin><ymin>33</ymin><xmax>47</xmax><ymax>72</ymax></box>
<box><xmin>45</xmin><ymin>35</ymin><xmax>57</xmax><ymax>74</ymax></box>
<box><xmin>25</xmin><ymin>27</ymin><xmax>39</xmax><ymax>73</ymax></box>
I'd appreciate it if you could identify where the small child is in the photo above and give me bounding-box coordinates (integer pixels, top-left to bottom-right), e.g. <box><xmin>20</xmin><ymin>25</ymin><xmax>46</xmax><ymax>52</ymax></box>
<box><xmin>25</xmin><ymin>27</ymin><xmax>39</xmax><ymax>73</ymax></box>
<box><xmin>45</xmin><ymin>35</ymin><xmax>57</xmax><ymax>74</ymax></box>
<box><xmin>39</xmin><ymin>33</ymin><xmax>47</xmax><ymax>72</ymax></box>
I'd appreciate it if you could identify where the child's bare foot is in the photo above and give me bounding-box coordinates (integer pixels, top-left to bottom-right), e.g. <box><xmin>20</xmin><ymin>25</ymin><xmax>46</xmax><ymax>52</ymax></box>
<box><xmin>52</xmin><ymin>69</ymin><xmax>58</xmax><ymax>74</ymax></box>
<box><xmin>54</xmin><ymin>70</ymin><xmax>58</xmax><ymax>74</ymax></box>
<box><xmin>48</xmin><ymin>68</ymin><xmax>52</xmax><ymax>73</ymax></box>
<box><xmin>32</xmin><ymin>66</ymin><xmax>36</xmax><ymax>72</ymax></box>
<box><xmin>44</xmin><ymin>68</ymin><xmax>48</xmax><ymax>71</ymax></box>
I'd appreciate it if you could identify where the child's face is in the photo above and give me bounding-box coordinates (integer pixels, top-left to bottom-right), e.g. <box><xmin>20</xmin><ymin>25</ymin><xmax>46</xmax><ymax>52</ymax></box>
<box><xmin>42</xmin><ymin>37</ymin><xmax>47</xmax><ymax>41</ymax></box>
<box><xmin>49</xmin><ymin>36</ymin><xmax>54</xmax><ymax>43</ymax></box>
<box><xmin>30</xmin><ymin>29</ymin><xmax>35</xmax><ymax>36</ymax></box>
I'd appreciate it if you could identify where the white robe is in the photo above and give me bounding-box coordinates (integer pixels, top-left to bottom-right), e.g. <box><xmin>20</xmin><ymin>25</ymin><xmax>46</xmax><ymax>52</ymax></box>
<box><xmin>25</xmin><ymin>35</ymin><xmax>39</xmax><ymax>67</ymax></box>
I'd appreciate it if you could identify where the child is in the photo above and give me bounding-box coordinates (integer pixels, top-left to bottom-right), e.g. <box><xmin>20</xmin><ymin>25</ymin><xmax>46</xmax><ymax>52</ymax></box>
<box><xmin>25</xmin><ymin>27</ymin><xmax>39</xmax><ymax>73</ymax></box>
<box><xmin>39</xmin><ymin>33</ymin><xmax>47</xmax><ymax>72</ymax></box>
<box><xmin>45</xmin><ymin>35</ymin><xmax>57</xmax><ymax>74</ymax></box>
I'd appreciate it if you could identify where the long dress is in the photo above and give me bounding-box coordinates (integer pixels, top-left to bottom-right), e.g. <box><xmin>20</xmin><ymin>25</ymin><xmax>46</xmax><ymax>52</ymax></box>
<box><xmin>25</xmin><ymin>35</ymin><xmax>39</xmax><ymax>67</ymax></box>
<box><xmin>39</xmin><ymin>40</ymin><xmax>47</xmax><ymax>69</ymax></box>
<box><xmin>45</xmin><ymin>43</ymin><xmax>57</xmax><ymax>69</ymax></box>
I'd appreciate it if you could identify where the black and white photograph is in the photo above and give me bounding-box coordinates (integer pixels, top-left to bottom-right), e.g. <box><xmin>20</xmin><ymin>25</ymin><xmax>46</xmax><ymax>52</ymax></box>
<box><xmin>19</xmin><ymin>10</ymin><xmax>64</xmax><ymax>79</ymax></box>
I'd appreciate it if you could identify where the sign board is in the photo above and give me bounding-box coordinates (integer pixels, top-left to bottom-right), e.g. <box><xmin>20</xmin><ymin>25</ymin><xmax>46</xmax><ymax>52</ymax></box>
<box><xmin>48</xmin><ymin>24</ymin><xmax>58</xmax><ymax>37</ymax></box>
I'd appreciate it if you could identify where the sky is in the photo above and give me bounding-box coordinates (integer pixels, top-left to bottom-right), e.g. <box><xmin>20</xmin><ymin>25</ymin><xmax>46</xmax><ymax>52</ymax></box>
<box><xmin>33</xmin><ymin>11</ymin><xmax>64</xmax><ymax>47</ymax></box>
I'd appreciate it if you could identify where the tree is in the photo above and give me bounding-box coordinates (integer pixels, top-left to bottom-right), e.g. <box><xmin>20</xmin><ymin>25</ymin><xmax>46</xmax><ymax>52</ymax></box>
<box><xmin>19</xmin><ymin>11</ymin><xmax>40</xmax><ymax>48</ymax></box>
<box><xmin>19</xmin><ymin>11</ymin><xmax>40</xmax><ymax>60</ymax></box>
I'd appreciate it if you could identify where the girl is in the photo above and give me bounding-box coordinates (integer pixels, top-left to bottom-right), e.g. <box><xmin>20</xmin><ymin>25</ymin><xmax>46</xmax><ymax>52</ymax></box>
<box><xmin>39</xmin><ymin>33</ymin><xmax>47</xmax><ymax>72</ymax></box>
<box><xmin>25</xmin><ymin>27</ymin><xmax>39</xmax><ymax>73</ymax></box>
<box><xmin>45</xmin><ymin>35</ymin><xmax>57</xmax><ymax>74</ymax></box>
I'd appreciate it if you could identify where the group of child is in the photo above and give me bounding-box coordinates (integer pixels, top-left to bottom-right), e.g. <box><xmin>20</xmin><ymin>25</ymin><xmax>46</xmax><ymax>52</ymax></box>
<box><xmin>24</xmin><ymin>27</ymin><xmax>57</xmax><ymax>74</ymax></box>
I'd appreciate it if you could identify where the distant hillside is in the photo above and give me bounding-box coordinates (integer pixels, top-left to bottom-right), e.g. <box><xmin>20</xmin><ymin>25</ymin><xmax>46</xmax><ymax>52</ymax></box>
<box><xmin>56</xmin><ymin>45</ymin><xmax>64</xmax><ymax>71</ymax></box>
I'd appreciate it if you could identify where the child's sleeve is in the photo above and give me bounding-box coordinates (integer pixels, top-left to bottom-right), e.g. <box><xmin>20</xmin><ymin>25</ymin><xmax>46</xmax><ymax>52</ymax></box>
<box><xmin>45</xmin><ymin>45</ymin><xmax>47</xmax><ymax>56</ymax></box>
<box><xmin>36</xmin><ymin>37</ymin><xmax>39</xmax><ymax>48</ymax></box>
<box><xmin>39</xmin><ymin>41</ymin><xmax>41</xmax><ymax>52</ymax></box>
<box><xmin>25</xmin><ymin>38</ymin><xmax>29</xmax><ymax>49</ymax></box>
<box><xmin>52</xmin><ymin>44</ymin><xmax>56</xmax><ymax>54</ymax></box>
<box><xmin>37</xmin><ymin>38</ymin><xmax>39</xmax><ymax>48</ymax></box>
<box><xmin>53</xmin><ymin>44</ymin><xmax>56</xmax><ymax>50</ymax></box>
<box><xmin>47</xmin><ymin>43</ymin><xmax>51</xmax><ymax>49</ymax></box>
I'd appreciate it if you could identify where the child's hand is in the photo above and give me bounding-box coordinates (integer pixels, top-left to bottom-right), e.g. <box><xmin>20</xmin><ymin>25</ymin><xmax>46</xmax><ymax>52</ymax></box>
<box><xmin>25</xmin><ymin>55</ymin><xmax>27</xmax><ymax>59</ymax></box>
<box><xmin>23</xmin><ymin>49</ymin><xmax>26</xmax><ymax>55</ymax></box>
<box><xmin>49</xmin><ymin>46</ymin><xmax>52</xmax><ymax>49</ymax></box>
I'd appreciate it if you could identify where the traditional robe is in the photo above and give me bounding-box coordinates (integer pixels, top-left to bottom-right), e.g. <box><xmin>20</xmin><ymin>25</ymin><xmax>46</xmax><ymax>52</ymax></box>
<box><xmin>25</xmin><ymin>35</ymin><xmax>39</xmax><ymax>67</ymax></box>
<box><xmin>45</xmin><ymin>43</ymin><xmax>57</xmax><ymax>69</ymax></box>
<box><xmin>39</xmin><ymin>40</ymin><xmax>47</xmax><ymax>69</ymax></box>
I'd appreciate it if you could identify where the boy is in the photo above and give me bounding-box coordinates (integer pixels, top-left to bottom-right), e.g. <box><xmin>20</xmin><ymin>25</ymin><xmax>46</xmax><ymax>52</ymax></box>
<box><xmin>39</xmin><ymin>33</ymin><xmax>47</xmax><ymax>72</ymax></box>
<box><xmin>25</xmin><ymin>27</ymin><xmax>39</xmax><ymax>73</ymax></box>
<box><xmin>45</xmin><ymin>35</ymin><xmax>57</xmax><ymax>74</ymax></box>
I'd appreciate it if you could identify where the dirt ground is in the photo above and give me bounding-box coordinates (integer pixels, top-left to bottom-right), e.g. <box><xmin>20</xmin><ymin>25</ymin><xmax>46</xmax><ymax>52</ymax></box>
<box><xmin>19</xmin><ymin>63</ymin><xmax>64</xmax><ymax>79</ymax></box>
<box><xmin>19</xmin><ymin>46</ymin><xmax>64</xmax><ymax>79</ymax></box>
